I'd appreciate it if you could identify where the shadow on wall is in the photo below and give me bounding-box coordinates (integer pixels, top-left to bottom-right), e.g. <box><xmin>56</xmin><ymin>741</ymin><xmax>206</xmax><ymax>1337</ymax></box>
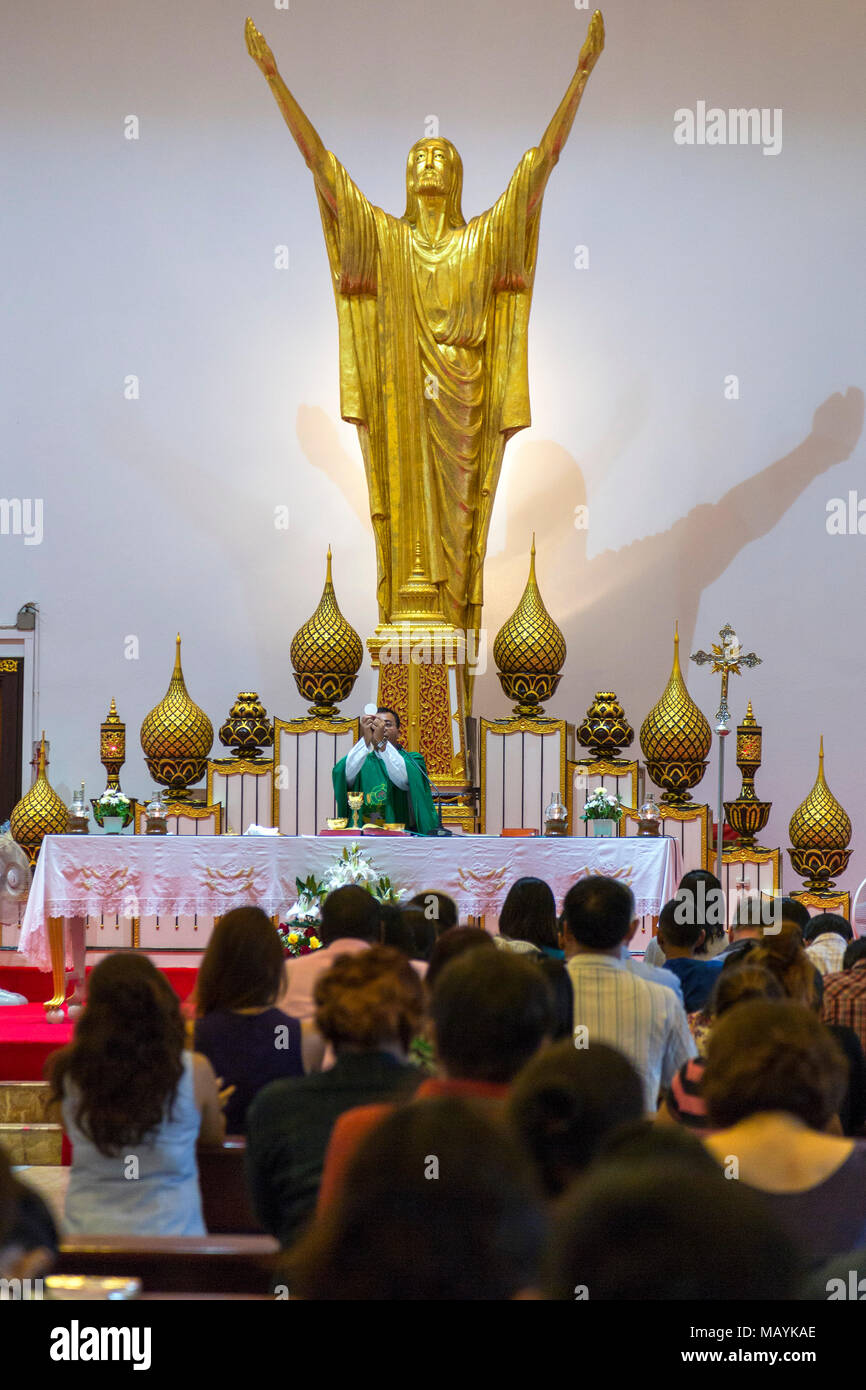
<box><xmin>299</xmin><ymin>387</ymin><xmax>864</xmax><ymax>698</ymax></box>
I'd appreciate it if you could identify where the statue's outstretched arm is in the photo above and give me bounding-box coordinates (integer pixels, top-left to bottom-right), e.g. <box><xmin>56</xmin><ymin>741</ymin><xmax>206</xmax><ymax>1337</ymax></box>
<box><xmin>245</xmin><ymin>18</ymin><xmax>337</xmax><ymax>213</ymax></box>
<box><xmin>528</xmin><ymin>10</ymin><xmax>604</xmax><ymax>215</ymax></box>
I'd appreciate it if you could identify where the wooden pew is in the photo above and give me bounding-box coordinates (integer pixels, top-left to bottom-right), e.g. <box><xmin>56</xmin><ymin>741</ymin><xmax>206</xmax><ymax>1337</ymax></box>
<box><xmin>55</xmin><ymin>1234</ymin><xmax>280</xmax><ymax>1295</ymax></box>
<box><xmin>197</xmin><ymin>1138</ymin><xmax>264</xmax><ymax>1235</ymax></box>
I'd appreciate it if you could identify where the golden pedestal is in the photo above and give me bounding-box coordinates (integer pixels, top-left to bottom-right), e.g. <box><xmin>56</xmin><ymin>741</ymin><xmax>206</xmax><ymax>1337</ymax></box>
<box><xmin>791</xmin><ymin>888</ymin><xmax>851</xmax><ymax>919</ymax></box>
<box><xmin>368</xmin><ymin>622</ymin><xmax>469</xmax><ymax>789</ymax></box>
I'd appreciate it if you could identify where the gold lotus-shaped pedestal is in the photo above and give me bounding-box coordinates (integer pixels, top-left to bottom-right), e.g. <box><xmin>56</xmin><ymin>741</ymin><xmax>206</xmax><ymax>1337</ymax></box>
<box><xmin>291</xmin><ymin>549</ymin><xmax>363</xmax><ymax>718</ymax></box>
<box><xmin>787</xmin><ymin>737</ymin><xmax>852</xmax><ymax>890</ymax></box>
<box><xmin>576</xmin><ymin>691</ymin><xmax>634</xmax><ymax>759</ymax></box>
<box><xmin>493</xmin><ymin>538</ymin><xmax>566</xmax><ymax>717</ymax></box>
<box><xmin>640</xmin><ymin>626</ymin><xmax>711</xmax><ymax>804</ymax></box>
<box><xmin>140</xmin><ymin>636</ymin><xmax>214</xmax><ymax>799</ymax></box>
<box><xmin>10</xmin><ymin>734</ymin><xmax>69</xmax><ymax>866</ymax></box>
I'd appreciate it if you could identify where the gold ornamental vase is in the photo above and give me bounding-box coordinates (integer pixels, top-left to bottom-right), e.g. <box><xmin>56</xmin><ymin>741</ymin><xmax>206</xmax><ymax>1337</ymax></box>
<box><xmin>724</xmin><ymin>702</ymin><xmax>771</xmax><ymax>848</ymax></box>
<box><xmin>140</xmin><ymin>635</ymin><xmax>214</xmax><ymax>799</ymax></box>
<box><xmin>10</xmin><ymin>735</ymin><xmax>69</xmax><ymax>866</ymax></box>
<box><xmin>640</xmin><ymin>626</ymin><xmax>711</xmax><ymax>804</ymax></box>
<box><xmin>493</xmin><ymin>538</ymin><xmax>566</xmax><ymax>717</ymax></box>
<box><xmin>787</xmin><ymin>736</ymin><xmax>852</xmax><ymax>891</ymax></box>
<box><xmin>219</xmin><ymin>693</ymin><xmax>274</xmax><ymax>759</ymax></box>
<box><xmin>576</xmin><ymin>691</ymin><xmax>634</xmax><ymax>760</ymax></box>
<box><xmin>290</xmin><ymin>548</ymin><xmax>363</xmax><ymax>717</ymax></box>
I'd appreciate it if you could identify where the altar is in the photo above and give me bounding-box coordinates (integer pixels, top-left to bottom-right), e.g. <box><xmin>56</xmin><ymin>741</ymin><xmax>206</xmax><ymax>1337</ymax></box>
<box><xmin>18</xmin><ymin>832</ymin><xmax>681</xmax><ymax>1014</ymax></box>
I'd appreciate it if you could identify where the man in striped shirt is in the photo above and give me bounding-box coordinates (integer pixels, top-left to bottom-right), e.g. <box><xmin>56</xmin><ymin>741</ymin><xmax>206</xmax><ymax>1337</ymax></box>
<box><xmin>562</xmin><ymin>876</ymin><xmax>696</xmax><ymax>1112</ymax></box>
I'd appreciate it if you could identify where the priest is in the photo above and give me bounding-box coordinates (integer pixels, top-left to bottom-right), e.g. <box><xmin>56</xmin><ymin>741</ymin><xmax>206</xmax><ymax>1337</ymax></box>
<box><xmin>333</xmin><ymin>708</ymin><xmax>439</xmax><ymax>835</ymax></box>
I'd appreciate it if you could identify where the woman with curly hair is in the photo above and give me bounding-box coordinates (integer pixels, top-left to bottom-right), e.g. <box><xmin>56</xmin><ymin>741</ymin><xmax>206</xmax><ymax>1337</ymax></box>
<box><xmin>48</xmin><ymin>953</ymin><xmax>226</xmax><ymax>1235</ymax></box>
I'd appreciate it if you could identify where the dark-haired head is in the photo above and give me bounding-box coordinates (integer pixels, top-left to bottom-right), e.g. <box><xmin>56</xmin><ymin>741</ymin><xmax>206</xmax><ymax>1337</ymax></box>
<box><xmin>843</xmin><ymin>937</ymin><xmax>866</xmax><ymax>971</ymax></box>
<box><xmin>708</xmin><ymin>963</ymin><xmax>784</xmax><ymax>1018</ymax></box>
<box><xmin>508</xmin><ymin>1040</ymin><xmax>644</xmax><ymax>1198</ymax></box>
<box><xmin>779</xmin><ymin>896</ymin><xmax>810</xmax><ymax>933</ymax></box>
<box><xmin>47</xmin><ymin>954</ymin><xmax>184</xmax><ymax>1157</ymax></box>
<box><xmin>319</xmin><ymin>885</ymin><xmax>381</xmax><ymax>946</ymax></box>
<box><xmin>676</xmin><ymin>869</ymin><xmax>725</xmax><ymax>952</ymax></box>
<box><xmin>426</xmin><ymin>926</ymin><xmax>495</xmax><ymax>992</ymax></box>
<box><xmin>284</xmin><ymin>1096</ymin><xmax>547</xmax><ymax>1300</ymax></box>
<box><xmin>802</xmin><ymin>912</ymin><xmax>853</xmax><ymax>945</ymax></box>
<box><xmin>377</xmin><ymin>705</ymin><xmax>400</xmax><ymax>728</ymax></box>
<box><xmin>702</xmin><ymin>1000</ymin><xmax>848</xmax><ymax>1131</ymax></box>
<box><xmin>657</xmin><ymin>896</ymin><xmax>704</xmax><ymax>954</ymax></box>
<box><xmin>431</xmin><ymin>949</ymin><xmax>552</xmax><ymax>1084</ymax></box>
<box><xmin>562</xmin><ymin>876</ymin><xmax>635</xmax><ymax>952</ymax></box>
<box><xmin>546</xmin><ymin>1157</ymin><xmax>799</xmax><ymax>1300</ymax></box>
<box><xmin>195</xmin><ymin>906</ymin><xmax>286</xmax><ymax>1015</ymax></box>
<box><xmin>535</xmin><ymin>957</ymin><xmax>573</xmax><ymax>1041</ymax></box>
<box><xmin>499</xmin><ymin>877</ymin><xmax>559</xmax><ymax>952</ymax></box>
<box><xmin>407</xmin><ymin>891</ymin><xmax>458</xmax><ymax>932</ymax></box>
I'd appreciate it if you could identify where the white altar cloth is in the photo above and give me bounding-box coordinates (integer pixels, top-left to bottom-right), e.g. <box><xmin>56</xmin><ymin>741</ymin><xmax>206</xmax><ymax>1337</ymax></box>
<box><xmin>18</xmin><ymin>833</ymin><xmax>681</xmax><ymax>971</ymax></box>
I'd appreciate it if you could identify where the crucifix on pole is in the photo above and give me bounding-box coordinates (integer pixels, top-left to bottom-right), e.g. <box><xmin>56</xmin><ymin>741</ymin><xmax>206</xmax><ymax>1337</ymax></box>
<box><xmin>690</xmin><ymin>625</ymin><xmax>762</xmax><ymax>883</ymax></box>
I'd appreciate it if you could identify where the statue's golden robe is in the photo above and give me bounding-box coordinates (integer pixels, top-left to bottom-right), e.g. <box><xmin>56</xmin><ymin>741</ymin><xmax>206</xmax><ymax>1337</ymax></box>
<box><xmin>315</xmin><ymin>147</ymin><xmax>542</xmax><ymax>636</ymax></box>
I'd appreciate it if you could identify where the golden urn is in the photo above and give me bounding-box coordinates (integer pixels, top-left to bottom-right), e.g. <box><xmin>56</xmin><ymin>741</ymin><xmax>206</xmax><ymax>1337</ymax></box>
<box><xmin>219</xmin><ymin>692</ymin><xmax>274</xmax><ymax>759</ymax></box>
<box><xmin>723</xmin><ymin>702</ymin><xmax>771</xmax><ymax>848</ymax></box>
<box><xmin>640</xmin><ymin>626</ymin><xmax>711</xmax><ymax>804</ymax></box>
<box><xmin>576</xmin><ymin>692</ymin><xmax>634</xmax><ymax>760</ymax></box>
<box><xmin>140</xmin><ymin>635</ymin><xmax>214</xmax><ymax>798</ymax></box>
<box><xmin>787</xmin><ymin>737</ymin><xmax>852</xmax><ymax>890</ymax></box>
<box><xmin>493</xmin><ymin>538</ymin><xmax>566</xmax><ymax>717</ymax></box>
<box><xmin>10</xmin><ymin>734</ymin><xmax>69</xmax><ymax>866</ymax></box>
<box><xmin>290</xmin><ymin>549</ymin><xmax>363</xmax><ymax>718</ymax></box>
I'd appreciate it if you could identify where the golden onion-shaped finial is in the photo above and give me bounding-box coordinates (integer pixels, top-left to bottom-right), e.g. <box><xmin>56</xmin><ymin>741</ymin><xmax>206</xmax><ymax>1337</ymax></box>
<box><xmin>10</xmin><ymin>733</ymin><xmax>68</xmax><ymax>866</ymax></box>
<box><xmin>640</xmin><ymin>624</ymin><xmax>712</xmax><ymax>803</ymax></box>
<box><xmin>493</xmin><ymin>537</ymin><xmax>566</xmax><ymax>717</ymax></box>
<box><xmin>290</xmin><ymin>548</ymin><xmax>363</xmax><ymax>717</ymax></box>
<box><xmin>789</xmin><ymin>736</ymin><xmax>852</xmax><ymax>850</ymax></box>
<box><xmin>140</xmin><ymin>635</ymin><xmax>213</xmax><ymax>796</ymax></box>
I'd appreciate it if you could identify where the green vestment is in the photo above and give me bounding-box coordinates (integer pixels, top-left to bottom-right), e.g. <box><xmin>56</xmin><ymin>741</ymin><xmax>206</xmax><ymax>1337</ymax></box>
<box><xmin>332</xmin><ymin>746</ymin><xmax>439</xmax><ymax>836</ymax></box>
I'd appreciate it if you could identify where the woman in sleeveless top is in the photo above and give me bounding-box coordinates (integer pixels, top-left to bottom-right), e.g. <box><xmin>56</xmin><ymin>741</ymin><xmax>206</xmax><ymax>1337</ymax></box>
<box><xmin>48</xmin><ymin>953</ymin><xmax>226</xmax><ymax>1236</ymax></box>
<box><xmin>702</xmin><ymin>998</ymin><xmax>866</xmax><ymax>1267</ymax></box>
<box><xmin>192</xmin><ymin>907</ymin><xmax>319</xmax><ymax>1135</ymax></box>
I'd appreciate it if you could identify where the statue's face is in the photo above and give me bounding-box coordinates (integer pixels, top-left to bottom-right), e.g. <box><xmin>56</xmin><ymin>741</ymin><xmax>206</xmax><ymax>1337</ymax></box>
<box><xmin>410</xmin><ymin>141</ymin><xmax>453</xmax><ymax>198</ymax></box>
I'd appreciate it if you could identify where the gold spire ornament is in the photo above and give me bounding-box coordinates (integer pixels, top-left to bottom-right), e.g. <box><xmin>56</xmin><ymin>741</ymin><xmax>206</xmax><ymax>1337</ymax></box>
<box><xmin>140</xmin><ymin>635</ymin><xmax>214</xmax><ymax>798</ymax></box>
<box><xmin>788</xmin><ymin>736</ymin><xmax>852</xmax><ymax>890</ymax></box>
<box><xmin>640</xmin><ymin>625</ymin><xmax>711</xmax><ymax>804</ymax></box>
<box><xmin>290</xmin><ymin>548</ymin><xmax>363</xmax><ymax>718</ymax></box>
<box><xmin>493</xmin><ymin>538</ymin><xmax>566</xmax><ymax>717</ymax></box>
<box><xmin>10</xmin><ymin>734</ymin><xmax>68</xmax><ymax>866</ymax></box>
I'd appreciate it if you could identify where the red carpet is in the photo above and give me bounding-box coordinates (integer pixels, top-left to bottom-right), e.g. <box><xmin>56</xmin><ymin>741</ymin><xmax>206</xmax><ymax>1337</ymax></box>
<box><xmin>0</xmin><ymin>965</ymin><xmax>199</xmax><ymax>1081</ymax></box>
<box><xmin>0</xmin><ymin>1003</ymin><xmax>74</xmax><ymax>1080</ymax></box>
<box><xmin>0</xmin><ymin>965</ymin><xmax>198</xmax><ymax>1005</ymax></box>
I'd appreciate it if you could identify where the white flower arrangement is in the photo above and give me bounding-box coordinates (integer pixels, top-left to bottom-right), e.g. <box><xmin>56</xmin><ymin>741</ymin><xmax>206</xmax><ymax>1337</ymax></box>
<box><xmin>97</xmin><ymin>787</ymin><xmax>130</xmax><ymax>808</ymax></box>
<box><xmin>581</xmin><ymin>787</ymin><xmax>624</xmax><ymax>822</ymax></box>
<box><xmin>284</xmin><ymin>842</ymin><xmax>405</xmax><ymax>926</ymax></box>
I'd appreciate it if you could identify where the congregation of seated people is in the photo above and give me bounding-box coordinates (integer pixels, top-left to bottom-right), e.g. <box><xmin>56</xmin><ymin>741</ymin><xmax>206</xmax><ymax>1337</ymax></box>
<box><xmin>6</xmin><ymin>873</ymin><xmax>866</xmax><ymax>1300</ymax></box>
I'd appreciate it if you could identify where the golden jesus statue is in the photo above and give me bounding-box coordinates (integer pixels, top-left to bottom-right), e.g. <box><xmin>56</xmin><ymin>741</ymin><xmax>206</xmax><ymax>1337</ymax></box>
<box><xmin>246</xmin><ymin>12</ymin><xmax>604</xmax><ymax>641</ymax></box>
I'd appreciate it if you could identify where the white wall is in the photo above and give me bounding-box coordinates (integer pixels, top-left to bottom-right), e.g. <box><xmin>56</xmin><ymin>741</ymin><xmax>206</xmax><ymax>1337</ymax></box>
<box><xmin>3</xmin><ymin>0</ymin><xmax>864</xmax><ymax>908</ymax></box>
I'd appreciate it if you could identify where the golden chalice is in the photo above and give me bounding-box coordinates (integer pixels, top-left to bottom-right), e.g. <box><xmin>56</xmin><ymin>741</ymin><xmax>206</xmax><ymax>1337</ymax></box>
<box><xmin>347</xmin><ymin>791</ymin><xmax>364</xmax><ymax>831</ymax></box>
